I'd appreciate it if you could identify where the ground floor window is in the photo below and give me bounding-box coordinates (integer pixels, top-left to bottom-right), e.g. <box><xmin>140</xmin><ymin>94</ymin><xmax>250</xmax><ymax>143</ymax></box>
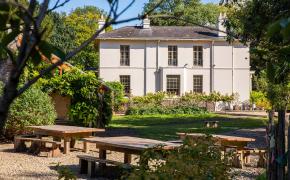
<box><xmin>193</xmin><ymin>75</ymin><xmax>203</xmax><ymax>93</ymax></box>
<box><xmin>120</xmin><ymin>75</ymin><xmax>131</xmax><ymax>94</ymax></box>
<box><xmin>166</xmin><ymin>75</ymin><xmax>180</xmax><ymax>95</ymax></box>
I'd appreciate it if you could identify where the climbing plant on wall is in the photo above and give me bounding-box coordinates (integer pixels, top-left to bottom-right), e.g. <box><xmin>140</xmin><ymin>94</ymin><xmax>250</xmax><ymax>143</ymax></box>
<box><xmin>41</xmin><ymin>69</ymin><xmax>112</xmax><ymax>128</ymax></box>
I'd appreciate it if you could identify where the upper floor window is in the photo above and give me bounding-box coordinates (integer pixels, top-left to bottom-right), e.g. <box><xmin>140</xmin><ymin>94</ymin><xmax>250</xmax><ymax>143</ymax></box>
<box><xmin>193</xmin><ymin>46</ymin><xmax>203</xmax><ymax>66</ymax></box>
<box><xmin>193</xmin><ymin>75</ymin><xmax>203</xmax><ymax>93</ymax></box>
<box><xmin>120</xmin><ymin>75</ymin><xmax>131</xmax><ymax>94</ymax></box>
<box><xmin>167</xmin><ymin>75</ymin><xmax>180</xmax><ymax>95</ymax></box>
<box><xmin>120</xmin><ymin>45</ymin><xmax>130</xmax><ymax>66</ymax></box>
<box><xmin>168</xmin><ymin>45</ymin><xmax>178</xmax><ymax>66</ymax></box>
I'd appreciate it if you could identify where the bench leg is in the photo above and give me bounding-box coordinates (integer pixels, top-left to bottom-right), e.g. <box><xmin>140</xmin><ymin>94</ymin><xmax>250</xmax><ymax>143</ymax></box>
<box><xmin>124</xmin><ymin>153</ymin><xmax>132</xmax><ymax>164</ymax></box>
<box><xmin>80</xmin><ymin>159</ymin><xmax>88</xmax><ymax>174</ymax></box>
<box><xmin>83</xmin><ymin>141</ymin><xmax>89</xmax><ymax>153</ymax></box>
<box><xmin>97</xmin><ymin>149</ymin><xmax>107</xmax><ymax>176</ymax></box>
<box><xmin>88</xmin><ymin>161</ymin><xmax>96</xmax><ymax>178</ymax></box>
<box><xmin>64</xmin><ymin>137</ymin><xmax>70</xmax><ymax>154</ymax></box>
<box><xmin>51</xmin><ymin>144</ymin><xmax>61</xmax><ymax>157</ymax></box>
<box><xmin>14</xmin><ymin>139</ymin><xmax>27</xmax><ymax>152</ymax></box>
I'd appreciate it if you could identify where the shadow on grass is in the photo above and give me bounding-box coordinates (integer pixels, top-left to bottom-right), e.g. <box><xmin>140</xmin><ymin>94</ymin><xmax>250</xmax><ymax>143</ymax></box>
<box><xmin>109</xmin><ymin>114</ymin><xmax>268</xmax><ymax>141</ymax></box>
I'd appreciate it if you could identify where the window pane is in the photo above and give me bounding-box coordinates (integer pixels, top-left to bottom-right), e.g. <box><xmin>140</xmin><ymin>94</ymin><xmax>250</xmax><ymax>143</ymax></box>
<box><xmin>167</xmin><ymin>75</ymin><xmax>180</xmax><ymax>95</ymax></box>
<box><xmin>193</xmin><ymin>46</ymin><xmax>203</xmax><ymax>66</ymax></box>
<box><xmin>120</xmin><ymin>45</ymin><xmax>130</xmax><ymax>66</ymax></box>
<box><xmin>120</xmin><ymin>75</ymin><xmax>131</xmax><ymax>94</ymax></box>
<box><xmin>168</xmin><ymin>46</ymin><xmax>178</xmax><ymax>66</ymax></box>
<box><xmin>193</xmin><ymin>75</ymin><xmax>203</xmax><ymax>93</ymax></box>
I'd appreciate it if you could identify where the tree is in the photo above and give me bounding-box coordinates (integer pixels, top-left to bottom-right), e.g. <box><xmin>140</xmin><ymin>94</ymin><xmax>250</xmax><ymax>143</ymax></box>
<box><xmin>64</xmin><ymin>6</ymin><xmax>112</xmax><ymax>69</ymax></box>
<box><xmin>224</xmin><ymin>0</ymin><xmax>290</xmax><ymax>179</ymax></box>
<box><xmin>0</xmin><ymin>0</ymin><xmax>163</xmax><ymax>137</ymax></box>
<box><xmin>143</xmin><ymin>0</ymin><xmax>220</xmax><ymax>26</ymax></box>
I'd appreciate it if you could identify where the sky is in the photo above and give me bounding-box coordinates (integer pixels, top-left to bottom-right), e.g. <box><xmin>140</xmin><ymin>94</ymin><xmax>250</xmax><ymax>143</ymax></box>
<box><xmin>52</xmin><ymin>0</ymin><xmax>220</xmax><ymax>28</ymax></box>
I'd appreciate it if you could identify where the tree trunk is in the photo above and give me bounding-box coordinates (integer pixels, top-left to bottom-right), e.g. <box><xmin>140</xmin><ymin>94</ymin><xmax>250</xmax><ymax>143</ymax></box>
<box><xmin>0</xmin><ymin>61</ymin><xmax>21</xmax><ymax>137</ymax></box>
<box><xmin>277</xmin><ymin>109</ymin><xmax>287</xmax><ymax>180</ymax></box>
<box><xmin>0</xmin><ymin>78</ymin><xmax>19</xmax><ymax>137</ymax></box>
<box><xmin>267</xmin><ymin>110</ymin><xmax>275</xmax><ymax>180</ymax></box>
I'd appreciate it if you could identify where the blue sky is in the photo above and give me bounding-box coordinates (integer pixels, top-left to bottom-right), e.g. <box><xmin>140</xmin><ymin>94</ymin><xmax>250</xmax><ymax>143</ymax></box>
<box><xmin>52</xmin><ymin>0</ymin><xmax>220</xmax><ymax>28</ymax></box>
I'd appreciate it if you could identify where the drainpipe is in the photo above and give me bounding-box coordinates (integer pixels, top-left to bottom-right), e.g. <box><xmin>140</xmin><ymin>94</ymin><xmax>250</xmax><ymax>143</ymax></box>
<box><xmin>210</xmin><ymin>41</ymin><xmax>215</xmax><ymax>92</ymax></box>
<box><xmin>232</xmin><ymin>44</ymin><xmax>234</xmax><ymax>94</ymax></box>
<box><xmin>144</xmin><ymin>41</ymin><xmax>147</xmax><ymax>95</ymax></box>
<box><xmin>156</xmin><ymin>40</ymin><xmax>160</xmax><ymax>92</ymax></box>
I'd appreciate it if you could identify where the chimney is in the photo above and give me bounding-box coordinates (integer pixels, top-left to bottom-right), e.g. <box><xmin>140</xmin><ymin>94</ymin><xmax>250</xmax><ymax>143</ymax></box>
<box><xmin>217</xmin><ymin>12</ymin><xmax>227</xmax><ymax>37</ymax></box>
<box><xmin>142</xmin><ymin>16</ymin><xmax>151</xmax><ymax>29</ymax></box>
<box><xmin>98</xmin><ymin>15</ymin><xmax>106</xmax><ymax>34</ymax></box>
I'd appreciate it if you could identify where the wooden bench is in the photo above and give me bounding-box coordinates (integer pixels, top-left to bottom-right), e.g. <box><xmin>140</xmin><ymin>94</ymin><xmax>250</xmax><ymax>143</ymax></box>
<box><xmin>242</xmin><ymin>148</ymin><xmax>267</xmax><ymax>168</ymax></box>
<box><xmin>204</xmin><ymin>121</ymin><xmax>219</xmax><ymax>128</ymax></box>
<box><xmin>77</xmin><ymin>155</ymin><xmax>132</xmax><ymax>178</ymax></box>
<box><xmin>14</xmin><ymin>135</ymin><xmax>62</xmax><ymax>157</ymax></box>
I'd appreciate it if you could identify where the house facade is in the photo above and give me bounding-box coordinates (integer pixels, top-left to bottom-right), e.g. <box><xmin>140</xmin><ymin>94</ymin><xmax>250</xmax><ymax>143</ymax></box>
<box><xmin>97</xmin><ymin>18</ymin><xmax>251</xmax><ymax>102</ymax></box>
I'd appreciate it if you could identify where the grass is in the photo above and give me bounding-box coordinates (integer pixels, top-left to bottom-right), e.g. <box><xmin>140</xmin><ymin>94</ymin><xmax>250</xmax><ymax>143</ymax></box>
<box><xmin>109</xmin><ymin>113</ymin><xmax>268</xmax><ymax>140</ymax></box>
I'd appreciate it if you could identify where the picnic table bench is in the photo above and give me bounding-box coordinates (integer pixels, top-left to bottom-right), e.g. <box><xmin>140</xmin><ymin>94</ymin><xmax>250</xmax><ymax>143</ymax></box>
<box><xmin>204</xmin><ymin>121</ymin><xmax>219</xmax><ymax>128</ymax></box>
<box><xmin>14</xmin><ymin>135</ymin><xmax>62</xmax><ymax>157</ymax></box>
<box><xmin>26</xmin><ymin>125</ymin><xmax>104</xmax><ymax>154</ymax></box>
<box><xmin>177</xmin><ymin>133</ymin><xmax>257</xmax><ymax>168</ymax></box>
<box><xmin>79</xmin><ymin>136</ymin><xmax>180</xmax><ymax>178</ymax></box>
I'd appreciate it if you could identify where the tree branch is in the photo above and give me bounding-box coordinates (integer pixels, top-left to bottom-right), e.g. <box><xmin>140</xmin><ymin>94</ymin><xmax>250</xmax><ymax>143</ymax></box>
<box><xmin>46</xmin><ymin>0</ymin><xmax>71</xmax><ymax>13</ymax></box>
<box><xmin>17</xmin><ymin>0</ymin><xmax>165</xmax><ymax>96</ymax></box>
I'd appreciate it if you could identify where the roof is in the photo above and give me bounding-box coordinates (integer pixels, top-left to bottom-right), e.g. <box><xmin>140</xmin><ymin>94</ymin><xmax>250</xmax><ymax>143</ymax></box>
<box><xmin>97</xmin><ymin>26</ymin><xmax>223</xmax><ymax>40</ymax></box>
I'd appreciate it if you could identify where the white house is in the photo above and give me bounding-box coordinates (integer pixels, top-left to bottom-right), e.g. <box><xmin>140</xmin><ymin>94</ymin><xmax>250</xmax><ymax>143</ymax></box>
<box><xmin>97</xmin><ymin>17</ymin><xmax>251</xmax><ymax>102</ymax></box>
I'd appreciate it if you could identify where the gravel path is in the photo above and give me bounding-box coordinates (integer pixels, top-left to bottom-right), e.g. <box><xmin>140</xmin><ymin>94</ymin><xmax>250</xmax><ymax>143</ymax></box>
<box><xmin>0</xmin><ymin>128</ymin><xmax>266</xmax><ymax>180</ymax></box>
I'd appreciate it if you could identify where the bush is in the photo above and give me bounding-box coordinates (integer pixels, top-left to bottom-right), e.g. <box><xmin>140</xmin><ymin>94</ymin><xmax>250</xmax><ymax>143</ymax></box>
<box><xmin>0</xmin><ymin>84</ymin><xmax>57</xmax><ymax>138</ymax></box>
<box><xmin>42</xmin><ymin>69</ymin><xmax>112</xmax><ymax>128</ymax></box>
<box><xmin>126</xmin><ymin>136</ymin><xmax>230</xmax><ymax>179</ymax></box>
<box><xmin>126</xmin><ymin>105</ymin><xmax>207</xmax><ymax>115</ymax></box>
<box><xmin>250</xmin><ymin>91</ymin><xmax>271</xmax><ymax>110</ymax></box>
<box><xmin>105</xmin><ymin>81</ymin><xmax>125</xmax><ymax>111</ymax></box>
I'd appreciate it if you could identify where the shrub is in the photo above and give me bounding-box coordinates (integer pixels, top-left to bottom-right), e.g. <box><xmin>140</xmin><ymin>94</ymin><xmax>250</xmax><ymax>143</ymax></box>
<box><xmin>0</xmin><ymin>83</ymin><xmax>56</xmax><ymax>138</ymax></box>
<box><xmin>250</xmin><ymin>91</ymin><xmax>271</xmax><ymax>110</ymax></box>
<box><xmin>105</xmin><ymin>81</ymin><xmax>125</xmax><ymax>111</ymax></box>
<box><xmin>126</xmin><ymin>105</ymin><xmax>207</xmax><ymax>115</ymax></box>
<box><xmin>42</xmin><ymin>69</ymin><xmax>112</xmax><ymax>128</ymax></box>
<box><xmin>126</xmin><ymin>136</ymin><xmax>230</xmax><ymax>179</ymax></box>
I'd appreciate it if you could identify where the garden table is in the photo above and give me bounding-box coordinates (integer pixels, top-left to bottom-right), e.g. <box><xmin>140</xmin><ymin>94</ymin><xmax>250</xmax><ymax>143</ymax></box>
<box><xmin>82</xmin><ymin>136</ymin><xmax>180</xmax><ymax>164</ymax></box>
<box><xmin>177</xmin><ymin>133</ymin><xmax>255</xmax><ymax>149</ymax></box>
<box><xmin>27</xmin><ymin>125</ymin><xmax>105</xmax><ymax>154</ymax></box>
<box><xmin>177</xmin><ymin>132</ymin><xmax>256</xmax><ymax>168</ymax></box>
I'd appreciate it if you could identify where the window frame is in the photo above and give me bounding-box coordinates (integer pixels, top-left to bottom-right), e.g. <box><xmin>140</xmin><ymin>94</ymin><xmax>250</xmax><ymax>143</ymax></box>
<box><xmin>193</xmin><ymin>46</ymin><xmax>203</xmax><ymax>67</ymax></box>
<box><xmin>193</xmin><ymin>75</ymin><xmax>203</xmax><ymax>93</ymax></box>
<box><xmin>166</xmin><ymin>75</ymin><xmax>180</xmax><ymax>95</ymax></box>
<box><xmin>120</xmin><ymin>45</ymin><xmax>130</xmax><ymax>66</ymax></box>
<box><xmin>120</xmin><ymin>75</ymin><xmax>131</xmax><ymax>94</ymax></box>
<box><xmin>168</xmin><ymin>45</ymin><xmax>178</xmax><ymax>66</ymax></box>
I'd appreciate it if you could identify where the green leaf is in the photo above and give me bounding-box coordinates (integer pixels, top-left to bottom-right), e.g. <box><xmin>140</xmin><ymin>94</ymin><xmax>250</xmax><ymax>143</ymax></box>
<box><xmin>267</xmin><ymin>20</ymin><xmax>281</xmax><ymax>38</ymax></box>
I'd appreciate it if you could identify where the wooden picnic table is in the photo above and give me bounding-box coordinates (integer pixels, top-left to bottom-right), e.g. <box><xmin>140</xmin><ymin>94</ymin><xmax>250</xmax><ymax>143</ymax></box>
<box><xmin>27</xmin><ymin>125</ymin><xmax>105</xmax><ymax>154</ymax></box>
<box><xmin>177</xmin><ymin>133</ymin><xmax>256</xmax><ymax>168</ymax></box>
<box><xmin>177</xmin><ymin>133</ymin><xmax>255</xmax><ymax>149</ymax></box>
<box><xmin>82</xmin><ymin>136</ymin><xmax>180</xmax><ymax>164</ymax></box>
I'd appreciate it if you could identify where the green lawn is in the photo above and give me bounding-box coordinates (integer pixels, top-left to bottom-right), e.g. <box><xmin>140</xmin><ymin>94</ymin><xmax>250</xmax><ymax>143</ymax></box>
<box><xmin>109</xmin><ymin>114</ymin><xmax>268</xmax><ymax>140</ymax></box>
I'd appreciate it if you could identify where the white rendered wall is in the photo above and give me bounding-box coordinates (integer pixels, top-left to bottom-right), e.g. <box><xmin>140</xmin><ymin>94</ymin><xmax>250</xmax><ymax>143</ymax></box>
<box><xmin>99</xmin><ymin>39</ymin><xmax>250</xmax><ymax>101</ymax></box>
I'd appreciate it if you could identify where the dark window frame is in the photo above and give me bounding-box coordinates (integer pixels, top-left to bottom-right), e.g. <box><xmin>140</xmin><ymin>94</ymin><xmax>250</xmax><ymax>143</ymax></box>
<box><xmin>120</xmin><ymin>45</ymin><xmax>130</xmax><ymax>66</ymax></box>
<box><xmin>120</xmin><ymin>75</ymin><xmax>131</xmax><ymax>94</ymax></box>
<box><xmin>193</xmin><ymin>46</ymin><xmax>203</xmax><ymax>66</ymax></box>
<box><xmin>168</xmin><ymin>45</ymin><xmax>178</xmax><ymax>66</ymax></box>
<box><xmin>193</xmin><ymin>75</ymin><xmax>203</xmax><ymax>93</ymax></box>
<box><xmin>166</xmin><ymin>75</ymin><xmax>180</xmax><ymax>95</ymax></box>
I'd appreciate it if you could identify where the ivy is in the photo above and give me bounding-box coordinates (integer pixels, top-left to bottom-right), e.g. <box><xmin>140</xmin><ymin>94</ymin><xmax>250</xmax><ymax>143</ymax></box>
<box><xmin>42</xmin><ymin>69</ymin><xmax>112</xmax><ymax>128</ymax></box>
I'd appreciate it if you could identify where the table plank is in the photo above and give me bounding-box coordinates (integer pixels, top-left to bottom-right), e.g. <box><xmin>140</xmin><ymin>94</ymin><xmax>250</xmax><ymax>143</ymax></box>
<box><xmin>82</xmin><ymin>136</ymin><xmax>180</xmax><ymax>153</ymax></box>
<box><xmin>177</xmin><ymin>133</ymin><xmax>255</xmax><ymax>142</ymax></box>
<box><xmin>27</xmin><ymin>125</ymin><xmax>104</xmax><ymax>134</ymax></box>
